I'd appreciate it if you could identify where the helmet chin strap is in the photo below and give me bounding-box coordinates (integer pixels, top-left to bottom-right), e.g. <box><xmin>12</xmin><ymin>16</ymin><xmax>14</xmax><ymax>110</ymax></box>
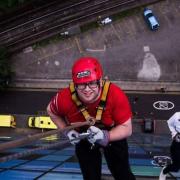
<box><xmin>93</xmin><ymin>85</ymin><xmax>102</xmax><ymax>102</ymax></box>
<box><xmin>77</xmin><ymin>87</ymin><xmax>102</xmax><ymax>104</ymax></box>
<box><xmin>79</xmin><ymin>80</ymin><xmax>102</xmax><ymax>104</ymax></box>
<box><xmin>90</xmin><ymin>87</ymin><xmax>102</xmax><ymax>104</ymax></box>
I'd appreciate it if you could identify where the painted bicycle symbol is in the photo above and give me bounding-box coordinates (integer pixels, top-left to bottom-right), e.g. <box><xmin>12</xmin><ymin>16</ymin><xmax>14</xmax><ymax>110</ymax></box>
<box><xmin>153</xmin><ymin>101</ymin><xmax>174</xmax><ymax>110</ymax></box>
<box><xmin>152</xmin><ymin>156</ymin><xmax>172</xmax><ymax>167</ymax></box>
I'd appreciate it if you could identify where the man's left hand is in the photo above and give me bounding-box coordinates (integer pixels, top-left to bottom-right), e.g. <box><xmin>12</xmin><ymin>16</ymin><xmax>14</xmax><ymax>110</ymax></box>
<box><xmin>87</xmin><ymin>126</ymin><xmax>109</xmax><ymax>146</ymax></box>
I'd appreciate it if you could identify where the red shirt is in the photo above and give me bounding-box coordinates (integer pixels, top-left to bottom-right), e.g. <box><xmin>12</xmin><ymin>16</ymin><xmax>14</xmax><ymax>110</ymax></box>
<box><xmin>50</xmin><ymin>83</ymin><xmax>132</xmax><ymax>127</ymax></box>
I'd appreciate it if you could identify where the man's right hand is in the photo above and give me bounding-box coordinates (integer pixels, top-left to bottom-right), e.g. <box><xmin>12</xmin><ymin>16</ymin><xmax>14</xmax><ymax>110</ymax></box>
<box><xmin>66</xmin><ymin>130</ymin><xmax>80</xmax><ymax>145</ymax></box>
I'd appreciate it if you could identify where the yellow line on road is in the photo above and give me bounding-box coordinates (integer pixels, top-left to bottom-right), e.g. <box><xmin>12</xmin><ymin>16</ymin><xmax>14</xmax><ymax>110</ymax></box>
<box><xmin>110</xmin><ymin>24</ymin><xmax>121</xmax><ymax>42</ymax></box>
<box><xmin>38</xmin><ymin>45</ymin><xmax>74</xmax><ymax>61</ymax></box>
<box><xmin>74</xmin><ymin>37</ymin><xmax>83</xmax><ymax>54</ymax></box>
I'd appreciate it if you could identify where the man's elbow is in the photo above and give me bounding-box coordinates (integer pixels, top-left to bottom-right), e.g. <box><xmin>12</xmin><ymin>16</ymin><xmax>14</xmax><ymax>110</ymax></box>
<box><xmin>125</xmin><ymin>118</ymin><xmax>133</xmax><ymax>137</ymax></box>
<box><xmin>46</xmin><ymin>104</ymin><xmax>51</xmax><ymax>115</ymax></box>
<box><xmin>127</xmin><ymin>127</ymin><xmax>132</xmax><ymax>137</ymax></box>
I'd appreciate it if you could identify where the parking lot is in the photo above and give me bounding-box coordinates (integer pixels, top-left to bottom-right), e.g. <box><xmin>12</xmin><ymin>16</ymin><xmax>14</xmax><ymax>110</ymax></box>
<box><xmin>9</xmin><ymin>0</ymin><xmax>180</xmax><ymax>91</ymax></box>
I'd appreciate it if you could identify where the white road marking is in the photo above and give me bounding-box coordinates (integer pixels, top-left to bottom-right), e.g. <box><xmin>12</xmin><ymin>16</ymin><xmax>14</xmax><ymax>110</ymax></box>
<box><xmin>138</xmin><ymin>46</ymin><xmax>161</xmax><ymax>81</ymax></box>
<box><xmin>86</xmin><ymin>45</ymin><xmax>106</xmax><ymax>52</ymax></box>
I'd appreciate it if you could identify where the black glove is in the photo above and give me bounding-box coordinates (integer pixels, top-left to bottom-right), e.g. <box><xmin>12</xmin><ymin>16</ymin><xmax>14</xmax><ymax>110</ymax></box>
<box><xmin>174</xmin><ymin>133</ymin><xmax>180</xmax><ymax>143</ymax></box>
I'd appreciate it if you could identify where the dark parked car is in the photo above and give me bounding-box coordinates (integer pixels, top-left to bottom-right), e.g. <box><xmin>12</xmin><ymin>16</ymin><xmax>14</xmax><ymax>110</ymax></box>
<box><xmin>143</xmin><ymin>8</ymin><xmax>160</xmax><ymax>30</ymax></box>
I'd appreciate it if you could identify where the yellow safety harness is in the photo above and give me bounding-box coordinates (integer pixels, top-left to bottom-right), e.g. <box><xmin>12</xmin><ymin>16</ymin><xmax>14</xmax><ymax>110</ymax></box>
<box><xmin>69</xmin><ymin>80</ymin><xmax>111</xmax><ymax>122</ymax></box>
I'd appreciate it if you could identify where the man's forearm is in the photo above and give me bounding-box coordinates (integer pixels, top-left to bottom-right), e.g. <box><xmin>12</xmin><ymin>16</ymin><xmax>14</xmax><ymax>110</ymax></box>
<box><xmin>47</xmin><ymin>104</ymin><xmax>67</xmax><ymax>129</ymax></box>
<box><xmin>50</xmin><ymin>115</ymin><xmax>67</xmax><ymax>129</ymax></box>
<box><xmin>109</xmin><ymin>118</ymin><xmax>132</xmax><ymax>141</ymax></box>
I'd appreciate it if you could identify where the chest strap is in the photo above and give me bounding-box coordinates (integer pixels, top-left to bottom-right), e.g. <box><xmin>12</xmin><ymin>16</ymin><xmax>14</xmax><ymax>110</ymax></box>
<box><xmin>96</xmin><ymin>80</ymin><xmax>110</xmax><ymax>121</ymax></box>
<box><xmin>69</xmin><ymin>80</ymin><xmax>111</xmax><ymax>122</ymax></box>
<box><xmin>70</xmin><ymin>82</ymin><xmax>91</xmax><ymax>121</ymax></box>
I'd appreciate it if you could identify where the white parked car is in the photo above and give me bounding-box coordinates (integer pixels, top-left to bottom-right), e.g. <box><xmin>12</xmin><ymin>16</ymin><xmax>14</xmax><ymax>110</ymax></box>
<box><xmin>100</xmin><ymin>17</ymin><xmax>112</xmax><ymax>25</ymax></box>
<box><xmin>143</xmin><ymin>8</ymin><xmax>159</xmax><ymax>30</ymax></box>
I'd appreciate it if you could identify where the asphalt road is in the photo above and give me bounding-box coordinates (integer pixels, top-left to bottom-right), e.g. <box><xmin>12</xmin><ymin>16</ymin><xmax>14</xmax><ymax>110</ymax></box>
<box><xmin>10</xmin><ymin>0</ymin><xmax>180</xmax><ymax>90</ymax></box>
<box><xmin>0</xmin><ymin>90</ymin><xmax>179</xmax><ymax>120</ymax></box>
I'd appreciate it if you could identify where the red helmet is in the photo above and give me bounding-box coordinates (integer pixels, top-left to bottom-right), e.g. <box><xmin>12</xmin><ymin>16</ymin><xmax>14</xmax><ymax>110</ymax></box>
<box><xmin>72</xmin><ymin>57</ymin><xmax>103</xmax><ymax>84</ymax></box>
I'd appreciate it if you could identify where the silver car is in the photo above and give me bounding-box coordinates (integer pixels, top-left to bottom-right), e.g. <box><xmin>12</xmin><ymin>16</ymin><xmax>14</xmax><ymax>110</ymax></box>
<box><xmin>143</xmin><ymin>8</ymin><xmax>160</xmax><ymax>30</ymax></box>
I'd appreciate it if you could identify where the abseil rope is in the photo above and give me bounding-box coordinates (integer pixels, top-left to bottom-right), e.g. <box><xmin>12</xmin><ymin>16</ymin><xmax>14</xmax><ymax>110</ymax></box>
<box><xmin>0</xmin><ymin>130</ymin><xmax>94</xmax><ymax>163</ymax></box>
<box><xmin>0</xmin><ymin>119</ymin><xmax>94</xmax><ymax>151</ymax></box>
<box><xmin>0</xmin><ymin>140</ymin><xmax>69</xmax><ymax>163</ymax></box>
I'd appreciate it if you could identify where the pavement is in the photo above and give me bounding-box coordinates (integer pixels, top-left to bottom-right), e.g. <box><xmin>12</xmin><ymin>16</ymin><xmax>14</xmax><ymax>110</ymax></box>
<box><xmin>9</xmin><ymin>0</ymin><xmax>180</xmax><ymax>92</ymax></box>
<box><xmin>0</xmin><ymin>129</ymin><xmax>177</xmax><ymax>180</ymax></box>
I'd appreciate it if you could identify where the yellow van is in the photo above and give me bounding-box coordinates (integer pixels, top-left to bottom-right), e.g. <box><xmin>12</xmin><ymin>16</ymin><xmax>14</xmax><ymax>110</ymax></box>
<box><xmin>28</xmin><ymin>116</ymin><xmax>57</xmax><ymax>129</ymax></box>
<box><xmin>0</xmin><ymin>115</ymin><xmax>16</xmax><ymax>128</ymax></box>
